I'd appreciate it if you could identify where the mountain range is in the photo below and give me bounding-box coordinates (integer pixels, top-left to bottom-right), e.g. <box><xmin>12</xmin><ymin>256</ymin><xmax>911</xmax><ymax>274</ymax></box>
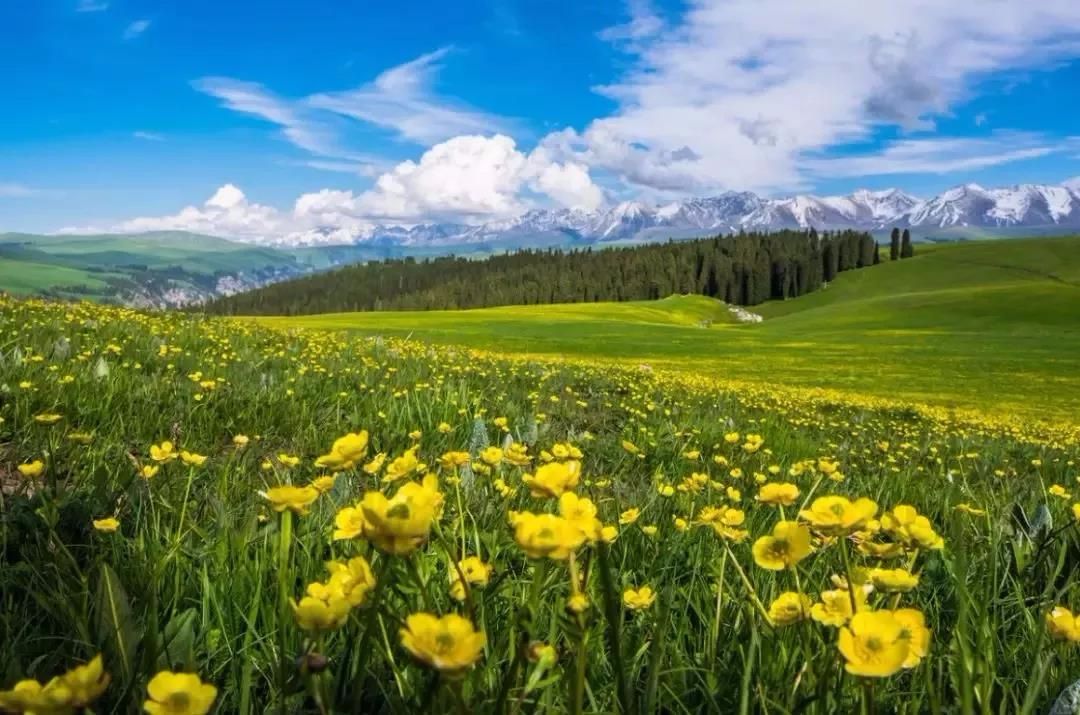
<box><xmin>278</xmin><ymin>181</ymin><xmax>1080</xmax><ymax>248</ymax></box>
<box><xmin>3</xmin><ymin>181</ymin><xmax>1079</xmax><ymax>308</ymax></box>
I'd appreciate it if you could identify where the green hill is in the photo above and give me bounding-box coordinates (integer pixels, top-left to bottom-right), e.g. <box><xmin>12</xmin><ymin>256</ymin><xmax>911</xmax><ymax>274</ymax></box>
<box><xmin>0</xmin><ymin>230</ymin><xmax>304</xmax><ymax>303</ymax></box>
<box><xmin>252</xmin><ymin>236</ymin><xmax>1080</xmax><ymax>421</ymax></box>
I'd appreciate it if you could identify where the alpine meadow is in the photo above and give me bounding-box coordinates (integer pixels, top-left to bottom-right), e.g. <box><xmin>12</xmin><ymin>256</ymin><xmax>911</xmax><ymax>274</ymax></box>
<box><xmin>6</xmin><ymin>2</ymin><xmax>1080</xmax><ymax>714</ymax></box>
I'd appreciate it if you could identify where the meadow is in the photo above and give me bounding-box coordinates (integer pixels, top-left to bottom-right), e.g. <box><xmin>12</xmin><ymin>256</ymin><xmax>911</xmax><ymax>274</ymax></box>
<box><xmin>257</xmin><ymin>236</ymin><xmax>1080</xmax><ymax>423</ymax></box>
<box><xmin>2</xmin><ymin>278</ymin><xmax>1080</xmax><ymax>714</ymax></box>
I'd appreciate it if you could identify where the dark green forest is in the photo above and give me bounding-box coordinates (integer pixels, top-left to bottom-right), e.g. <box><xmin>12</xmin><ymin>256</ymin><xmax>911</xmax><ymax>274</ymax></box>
<box><xmin>203</xmin><ymin>229</ymin><xmax>882</xmax><ymax>316</ymax></box>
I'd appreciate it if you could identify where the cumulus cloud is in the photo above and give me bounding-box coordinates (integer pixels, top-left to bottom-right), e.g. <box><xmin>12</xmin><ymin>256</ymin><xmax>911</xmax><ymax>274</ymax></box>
<box><xmin>558</xmin><ymin>0</ymin><xmax>1080</xmax><ymax>194</ymax></box>
<box><xmin>95</xmin><ymin>136</ymin><xmax>605</xmax><ymax>243</ymax></box>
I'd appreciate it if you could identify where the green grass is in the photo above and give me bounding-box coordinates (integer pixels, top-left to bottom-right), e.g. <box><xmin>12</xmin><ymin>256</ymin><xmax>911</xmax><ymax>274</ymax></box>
<box><xmin>253</xmin><ymin>236</ymin><xmax>1080</xmax><ymax>422</ymax></box>
<box><xmin>0</xmin><ymin>257</ymin><xmax>113</xmax><ymax>295</ymax></box>
<box><xmin>4</xmin><ymin>294</ymin><xmax>1080</xmax><ymax>714</ymax></box>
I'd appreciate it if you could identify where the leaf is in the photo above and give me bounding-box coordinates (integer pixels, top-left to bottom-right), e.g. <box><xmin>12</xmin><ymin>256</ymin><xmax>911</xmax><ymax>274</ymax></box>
<box><xmin>93</xmin><ymin>356</ymin><xmax>110</xmax><ymax>380</ymax></box>
<box><xmin>1048</xmin><ymin>677</ymin><xmax>1080</xmax><ymax>715</ymax></box>
<box><xmin>95</xmin><ymin>563</ymin><xmax>139</xmax><ymax>680</ymax></box>
<box><xmin>159</xmin><ymin>608</ymin><xmax>198</xmax><ymax>671</ymax></box>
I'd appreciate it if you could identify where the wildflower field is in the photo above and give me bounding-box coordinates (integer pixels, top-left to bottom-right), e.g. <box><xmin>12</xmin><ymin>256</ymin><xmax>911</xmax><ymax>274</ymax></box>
<box><xmin>3</xmin><ymin>292</ymin><xmax>1080</xmax><ymax>714</ymax></box>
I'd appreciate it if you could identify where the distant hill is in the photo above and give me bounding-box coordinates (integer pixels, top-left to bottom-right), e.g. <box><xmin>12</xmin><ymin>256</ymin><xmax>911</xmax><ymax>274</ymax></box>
<box><xmin>0</xmin><ymin>230</ymin><xmax>309</xmax><ymax>307</ymax></box>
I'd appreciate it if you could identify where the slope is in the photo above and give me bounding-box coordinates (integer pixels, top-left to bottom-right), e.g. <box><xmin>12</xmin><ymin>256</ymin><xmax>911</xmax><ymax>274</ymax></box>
<box><xmin>248</xmin><ymin>236</ymin><xmax>1080</xmax><ymax>421</ymax></box>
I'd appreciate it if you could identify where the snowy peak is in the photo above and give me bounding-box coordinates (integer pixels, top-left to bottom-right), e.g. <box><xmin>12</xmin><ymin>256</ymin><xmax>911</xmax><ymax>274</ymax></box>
<box><xmin>263</xmin><ymin>181</ymin><xmax>1080</xmax><ymax>247</ymax></box>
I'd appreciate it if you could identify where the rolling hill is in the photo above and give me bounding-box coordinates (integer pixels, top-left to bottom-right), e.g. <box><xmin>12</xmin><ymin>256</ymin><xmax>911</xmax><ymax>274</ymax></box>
<box><xmin>248</xmin><ymin>235</ymin><xmax>1080</xmax><ymax>421</ymax></box>
<box><xmin>0</xmin><ymin>231</ymin><xmax>309</xmax><ymax>306</ymax></box>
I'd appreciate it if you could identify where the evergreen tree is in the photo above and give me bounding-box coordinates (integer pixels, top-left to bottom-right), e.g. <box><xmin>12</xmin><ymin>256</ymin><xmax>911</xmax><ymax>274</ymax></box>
<box><xmin>900</xmin><ymin>229</ymin><xmax>914</xmax><ymax>259</ymax></box>
<box><xmin>201</xmin><ymin>229</ymin><xmax>881</xmax><ymax>317</ymax></box>
<box><xmin>890</xmin><ymin>228</ymin><xmax>900</xmax><ymax>261</ymax></box>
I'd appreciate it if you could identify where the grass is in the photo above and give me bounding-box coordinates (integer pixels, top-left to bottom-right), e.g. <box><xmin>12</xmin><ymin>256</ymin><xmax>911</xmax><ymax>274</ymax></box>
<box><xmin>2</xmin><ymin>293</ymin><xmax>1080</xmax><ymax>714</ymax></box>
<box><xmin>254</xmin><ymin>236</ymin><xmax>1080</xmax><ymax>424</ymax></box>
<box><xmin>0</xmin><ymin>257</ymin><xmax>113</xmax><ymax>295</ymax></box>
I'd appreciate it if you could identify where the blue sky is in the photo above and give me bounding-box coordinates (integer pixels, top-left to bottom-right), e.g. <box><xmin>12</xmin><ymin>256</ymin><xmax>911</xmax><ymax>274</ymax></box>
<box><xmin>3</xmin><ymin>0</ymin><xmax>1080</xmax><ymax>238</ymax></box>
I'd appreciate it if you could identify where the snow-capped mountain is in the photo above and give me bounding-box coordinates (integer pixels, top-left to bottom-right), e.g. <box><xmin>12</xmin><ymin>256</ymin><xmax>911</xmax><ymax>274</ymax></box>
<box><xmin>270</xmin><ymin>182</ymin><xmax>1080</xmax><ymax>247</ymax></box>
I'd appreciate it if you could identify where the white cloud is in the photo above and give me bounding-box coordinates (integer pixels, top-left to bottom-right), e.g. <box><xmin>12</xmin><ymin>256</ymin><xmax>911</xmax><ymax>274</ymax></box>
<box><xmin>803</xmin><ymin>133</ymin><xmax>1070</xmax><ymax>177</ymax></box>
<box><xmin>555</xmin><ymin>0</ymin><xmax>1080</xmax><ymax>194</ymax></box>
<box><xmin>133</xmin><ymin>131</ymin><xmax>164</xmax><ymax>141</ymax></box>
<box><xmin>598</xmin><ymin>0</ymin><xmax>664</xmax><ymax>43</ymax></box>
<box><xmin>76</xmin><ymin>0</ymin><xmax>109</xmax><ymax>12</ymax></box>
<box><xmin>94</xmin><ymin>136</ymin><xmax>605</xmax><ymax>243</ymax></box>
<box><xmin>123</xmin><ymin>19</ymin><xmax>150</xmax><ymax>39</ymax></box>
<box><xmin>307</xmin><ymin>47</ymin><xmax>510</xmax><ymax>145</ymax></box>
<box><xmin>1064</xmin><ymin>176</ymin><xmax>1080</xmax><ymax>191</ymax></box>
<box><xmin>193</xmin><ymin>77</ymin><xmax>343</xmax><ymax>157</ymax></box>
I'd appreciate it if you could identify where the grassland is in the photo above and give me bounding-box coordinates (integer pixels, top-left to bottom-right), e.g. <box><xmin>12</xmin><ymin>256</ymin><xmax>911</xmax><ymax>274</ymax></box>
<box><xmin>3</xmin><ymin>293</ymin><xmax>1080</xmax><ymax>714</ymax></box>
<box><xmin>255</xmin><ymin>236</ymin><xmax>1080</xmax><ymax>423</ymax></box>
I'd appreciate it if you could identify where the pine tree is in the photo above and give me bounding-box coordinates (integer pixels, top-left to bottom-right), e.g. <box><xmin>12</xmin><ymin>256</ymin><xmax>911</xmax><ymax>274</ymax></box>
<box><xmin>890</xmin><ymin>228</ymin><xmax>900</xmax><ymax>261</ymax></box>
<box><xmin>900</xmin><ymin>229</ymin><xmax>913</xmax><ymax>259</ymax></box>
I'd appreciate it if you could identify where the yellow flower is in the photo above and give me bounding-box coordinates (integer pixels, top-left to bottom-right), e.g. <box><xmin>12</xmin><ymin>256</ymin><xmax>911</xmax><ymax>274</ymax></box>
<box><xmin>1046</xmin><ymin>606</ymin><xmax>1080</xmax><ymax>642</ymax></box>
<box><xmin>880</xmin><ymin>505</ymin><xmax>944</xmax><ymax>551</ymax></box>
<box><xmin>751</xmin><ymin>520</ymin><xmax>812</xmax><ymax>570</ymax></box>
<box><xmin>68</xmin><ymin>431</ymin><xmax>95</xmax><ymax>445</ymax></box>
<box><xmin>1074</xmin><ymin>503</ymin><xmax>1080</xmax><ymax>522</ymax></box>
<box><xmin>455</xmin><ymin>556</ymin><xmax>493</xmax><ymax>587</ymax></box>
<box><xmin>479</xmin><ymin>446</ymin><xmax>504</xmax><ymax>466</ymax></box>
<box><xmin>893</xmin><ymin>608</ymin><xmax>931</xmax><ymax>668</ymax></box>
<box><xmin>359</xmin><ymin>476</ymin><xmax>443</xmax><ymax>555</ymax></box>
<box><xmin>277</xmin><ymin>453</ymin><xmax>301</xmax><ymax>468</ymax></box>
<box><xmin>811</xmin><ymin>587</ymin><xmax>867</xmax><ymax>627</ymax></box>
<box><xmin>363</xmin><ymin>453</ymin><xmax>387</xmax><ymax>475</ymax></box>
<box><xmin>315</xmin><ymin>431</ymin><xmax>369</xmax><ymax>471</ymax></box>
<box><xmin>756</xmin><ymin>482</ymin><xmax>800</xmax><ymax>506</ymax></box>
<box><xmin>641</xmin><ymin>525</ymin><xmax>658</xmax><ymax>537</ymax></box>
<box><xmin>383</xmin><ymin>447</ymin><xmax>423</xmax><ymax>483</ymax></box>
<box><xmin>450</xmin><ymin>556</ymin><xmax>493</xmax><ymax>601</ymax></box>
<box><xmin>559</xmin><ymin>492</ymin><xmax>602</xmax><ymax>542</ymax></box>
<box><xmin>399</xmin><ymin>613</ymin><xmax>485</xmax><ymax>673</ymax></box>
<box><xmin>837</xmin><ymin>611</ymin><xmax>911</xmax><ymax>678</ymax></box>
<box><xmin>324</xmin><ymin>556</ymin><xmax>377</xmax><ymax>606</ymax></box>
<box><xmin>523</xmin><ymin>461</ymin><xmax>581</xmax><ymax>498</ymax></box>
<box><xmin>512</xmin><ymin>512</ymin><xmax>585</xmax><ymax>560</ymax></box>
<box><xmin>262</xmin><ymin>485</ymin><xmax>320</xmax><ymax>515</ymax></box>
<box><xmin>868</xmin><ymin>568</ymin><xmax>920</xmax><ymax>593</ymax></box>
<box><xmin>143</xmin><ymin>671</ymin><xmax>217</xmax><ymax>715</ymax></box>
<box><xmin>93</xmin><ymin>517</ymin><xmax>120</xmax><ymax>533</ymax></box>
<box><xmin>140</xmin><ymin>465</ymin><xmax>160</xmax><ymax>480</ymax></box>
<box><xmin>179</xmin><ymin>451</ymin><xmax>207</xmax><ymax>467</ymax></box>
<box><xmin>1049</xmin><ymin>484</ymin><xmax>1071</xmax><ymax>499</ymax></box>
<box><xmin>621</xmin><ymin>440</ymin><xmax>641</xmax><ymax>455</ymax></box>
<box><xmin>437</xmin><ymin>422</ymin><xmax>452</xmax><ymax>433</ymax></box>
<box><xmin>600</xmin><ymin>525</ymin><xmax>619</xmax><ymax>543</ymax></box>
<box><xmin>310</xmin><ymin>475</ymin><xmax>337</xmax><ymax>494</ymax></box>
<box><xmin>567</xmin><ymin>593</ymin><xmax>590</xmax><ymax>613</ymax></box>
<box><xmin>232</xmin><ymin>434</ymin><xmax>250</xmax><ymax>448</ymax></box>
<box><xmin>673</xmin><ymin>516</ymin><xmax>689</xmax><ymax>531</ymax></box>
<box><xmin>33</xmin><ymin>412</ymin><xmax>63</xmax><ymax>425</ymax></box>
<box><xmin>291</xmin><ymin>594</ymin><xmax>352</xmax><ymax>632</ymax></box>
<box><xmin>619</xmin><ymin>507</ymin><xmax>641</xmax><ymax>525</ymax></box>
<box><xmin>17</xmin><ymin>459</ymin><xmax>44</xmax><ymax>478</ymax></box>
<box><xmin>150</xmin><ymin>440</ymin><xmax>179</xmax><ymax>463</ymax></box>
<box><xmin>332</xmin><ymin>505</ymin><xmax>368</xmax><ymax>540</ymax></box>
<box><xmin>799</xmin><ymin>496</ymin><xmax>878</xmax><ymax>534</ymax></box>
<box><xmin>623</xmin><ymin>586</ymin><xmax>656</xmax><ymax>610</ymax></box>
<box><xmin>438</xmin><ymin>451</ymin><xmax>471</xmax><ymax>469</ymax></box>
<box><xmin>768</xmin><ymin>592</ymin><xmax>812</xmax><ymax>626</ymax></box>
<box><xmin>60</xmin><ymin>653</ymin><xmax>110</xmax><ymax>707</ymax></box>
<box><xmin>0</xmin><ymin>679</ymin><xmax>69</xmax><ymax>713</ymax></box>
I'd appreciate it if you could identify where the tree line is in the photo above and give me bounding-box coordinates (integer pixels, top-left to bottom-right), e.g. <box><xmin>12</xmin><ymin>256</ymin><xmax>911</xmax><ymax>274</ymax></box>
<box><xmin>202</xmin><ymin>229</ymin><xmax>882</xmax><ymax>316</ymax></box>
